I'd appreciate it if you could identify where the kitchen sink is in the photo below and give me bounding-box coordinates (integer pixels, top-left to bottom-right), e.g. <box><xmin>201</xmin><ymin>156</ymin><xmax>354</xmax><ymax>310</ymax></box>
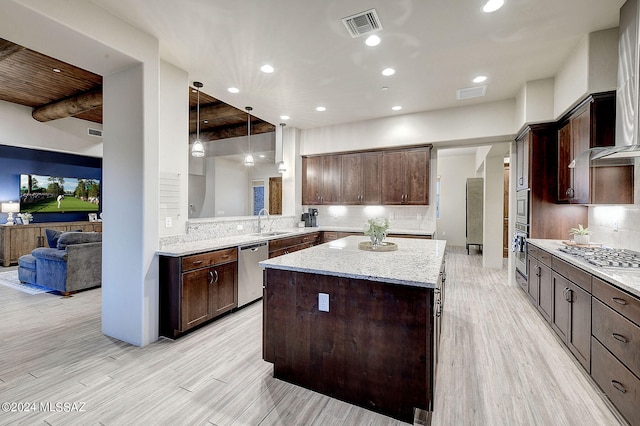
<box><xmin>249</xmin><ymin>231</ymin><xmax>292</xmax><ymax>237</ymax></box>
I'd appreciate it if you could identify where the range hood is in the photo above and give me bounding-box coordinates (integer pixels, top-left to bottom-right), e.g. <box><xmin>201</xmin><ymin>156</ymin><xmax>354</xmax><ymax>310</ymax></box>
<box><xmin>571</xmin><ymin>0</ymin><xmax>640</xmax><ymax>166</ymax></box>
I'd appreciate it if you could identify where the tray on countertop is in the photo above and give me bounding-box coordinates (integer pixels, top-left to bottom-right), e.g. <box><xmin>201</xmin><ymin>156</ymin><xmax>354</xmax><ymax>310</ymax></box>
<box><xmin>358</xmin><ymin>241</ymin><xmax>398</xmax><ymax>252</ymax></box>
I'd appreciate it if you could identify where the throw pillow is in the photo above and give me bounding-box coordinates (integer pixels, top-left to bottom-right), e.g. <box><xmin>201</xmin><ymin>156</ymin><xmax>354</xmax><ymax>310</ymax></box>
<box><xmin>56</xmin><ymin>231</ymin><xmax>101</xmax><ymax>249</ymax></box>
<box><xmin>45</xmin><ymin>229</ymin><xmax>63</xmax><ymax>248</ymax></box>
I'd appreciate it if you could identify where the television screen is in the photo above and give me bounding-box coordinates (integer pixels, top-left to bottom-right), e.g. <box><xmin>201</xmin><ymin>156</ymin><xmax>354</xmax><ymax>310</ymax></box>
<box><xmin>20</xmin><ymin>174</ymin><xmax>100</xmax><ymax>213</ymax></box>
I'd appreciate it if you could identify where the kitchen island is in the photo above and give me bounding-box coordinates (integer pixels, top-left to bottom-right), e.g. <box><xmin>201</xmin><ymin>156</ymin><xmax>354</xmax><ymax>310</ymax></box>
<box><xmin>260</xmin><ymin>236</ymin><xmax>447</xmax><ymax>423</ymax></box>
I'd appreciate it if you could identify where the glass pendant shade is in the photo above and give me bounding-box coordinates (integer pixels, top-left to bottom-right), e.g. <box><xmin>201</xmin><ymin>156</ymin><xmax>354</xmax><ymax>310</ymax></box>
<box><xmin>191</xmin><ymin>81</ymin><xmax>204</xmax><ymax>157</ymax></box>
<box><xmin>191</xmin><ymin>139</ymin><xmax>205</xmax><ymax>157</ymax></box>
<box><xmin>243</xmin><ymin>153</ymin><xmax>255</xmax><ymax>166</ymax></box>
<box><xmin>277</xmin><ymin>161</ymin><xmax>286</xmax><ymax>173</ymax></box>
<box><xmin>244</xmin><ymin>106</ymin><xmax>254</xmax><ymax>167</ymax></box>
<box><xmin>276</xmin><ymin>122</ymin><xmax>286</xmax><ymax>173</ymax></box>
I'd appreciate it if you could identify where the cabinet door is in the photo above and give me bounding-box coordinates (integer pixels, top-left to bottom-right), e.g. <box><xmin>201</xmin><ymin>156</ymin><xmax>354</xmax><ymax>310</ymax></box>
<box><xmin>9</xmin><ymin>227</ymin><xmax>40</xmax><ymax>262</ymax></box>
<box><xmin>381</xmin><ymin>151</ymin><xmax>406</xmax><ymax>205</ymax></box>
<box><xmin>537</xmin><ymin>263</ymin><xmax>552</xmax><ymax>323</ymax></box>
<box><xmin>341</xmin><ymin>153</ymin><xmax>362</xmax><ymax>204</ymax></box>
<box><xmin>321</xmin><ymin>155</ymin><xmax>342</xmax><ymax>204</ymax></box>
<box><xmin>302</xmin><ymin>156</ymin><xmax>323</xmax><ymax>205</ymax></box>
<box><xmin>181</xmin><ymin>268</ymin><xmax>212</xmax><ymax>331</ymax></box>
<box><xmin>551</xmin><ymin>272</ymin><xmax>569</xmax><ymax>342</ymax></box>
<box><xmin>570</xmin><ymin>106</ymin><xmax>591</xmax><ymax>204</ymax></box>
<box><xmin>405</xmin><ymin>148</ymin><xmax>430</xmax><ymax>205</ymax></box>
<box><xmin>210</xmin><ymin>261</ymin><xmax>237</xmax><ymax>317</ymax></box>
<box><xmin>557</xmin><ymin>121</ymin><xmax>572</xmax><ymax>201</ymax></box>
<box><xmin>361</xmin><ymin>152</ymin><xmax>382</xmax><ymax>204</ymax></box>
<box><xmin>567</xmin><ymin>280</ymin><xmax>591</xmax><ymax>372</ymax></box>
<box><xmin>527</xmin><ymin>256</ymin><xmax>539</xmax><ymax>304</ymax></box>
<box><xmin>516</xmin><ymin>131</ymin><xmax>529</xmax><ymax>191</ymax></box>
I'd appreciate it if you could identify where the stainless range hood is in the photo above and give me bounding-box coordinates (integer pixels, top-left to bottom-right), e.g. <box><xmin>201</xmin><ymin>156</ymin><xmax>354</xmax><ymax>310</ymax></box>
<box><xmin>571</xmin><ymin>0</ymin><xmax>640</xmax><ymax>166</ymax></box>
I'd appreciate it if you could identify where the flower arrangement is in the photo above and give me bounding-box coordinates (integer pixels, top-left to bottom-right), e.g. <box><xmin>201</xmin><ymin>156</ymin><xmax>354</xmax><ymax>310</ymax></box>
<box><xmin>18</xmin><ymin>212</ymin><xmax>33</xmax><ymax>224</ymax></box>
<box><xmin>364</xmin><ymin>218</ymin><xmax>389</xmax><ymax>247</ymax></box>
<box><xmin>570</xmin><ymin>224</ymin><xmax>590</xmax><ymax>245</ymax></box>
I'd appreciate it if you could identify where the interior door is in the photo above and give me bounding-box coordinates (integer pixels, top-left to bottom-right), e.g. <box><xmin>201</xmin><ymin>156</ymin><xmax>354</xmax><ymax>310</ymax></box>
<box><xmin>269</xmin><ymin>176</ymin><xmax>282</xmax><ymax>214</ymax></box>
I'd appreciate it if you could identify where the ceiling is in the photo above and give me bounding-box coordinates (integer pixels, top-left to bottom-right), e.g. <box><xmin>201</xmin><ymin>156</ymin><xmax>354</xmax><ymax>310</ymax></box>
<box><xmin>0</xmin><ymin>0</ymin><xmax>626</xmax><ymax>144</ymax></box>
<box><xmin>0</xmin><ymin>38</ymin><xmax>273</xmax><ymax>141</ymax></box>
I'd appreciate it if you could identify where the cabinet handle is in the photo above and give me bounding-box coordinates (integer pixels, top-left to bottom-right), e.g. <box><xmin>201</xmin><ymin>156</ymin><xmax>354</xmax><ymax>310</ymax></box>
<box><xmin>612</xmin><ymin>333</ymin><xmax>629</xmax><ymax>344</ymax></box>
<box><xmin>611</xmin><ymin>380</ymin><xmax>627</xmax><ymax>394</ymax></box>
<box><xmin>566</xmin><ymin>188</ymin><xmax>575</xmax><ymax>199</ymax></box>
<box><xmin>192</xmin><ymin>260</ymin><xmax>204</xmax><ymax>266</ymax></box>
<box><xmin>519</xmin><ymin>177</ymin><xmax>523</xmax><ymax>185</ymax></box>
<box><xmin>208</xmin><ymin>269</ymin><xmax>218</xmax><ymax>284</ymax></box>
<box><xmin>535</xmin><ymin>265</ymin><xmax>541</xmax><ymax>278</ymax></box>
<box><xmin>611</xmin><ymin>297</ymin><xmax>628</xmax><ymax>306</ymax></box>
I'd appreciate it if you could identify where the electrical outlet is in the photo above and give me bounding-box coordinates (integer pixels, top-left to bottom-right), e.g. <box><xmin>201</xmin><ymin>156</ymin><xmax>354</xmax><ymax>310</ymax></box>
<box><xmin>165</xmin><ymin>217</ymin><xmax>172</xmax><ymax>228</ymax></box>
<box><xmin>389</xmin><ymin>212</ymin><xmax>395</xmax><ymax>220</ymax></box>
<box><xmin>613</xmin><ymin>220</ymin><xmax>619</xmax><ymax>231</ymax></box>
<box><xmin>318</xmin><ymin>293</ymin><xmax>329</xmax><ymax>312</ymax></box>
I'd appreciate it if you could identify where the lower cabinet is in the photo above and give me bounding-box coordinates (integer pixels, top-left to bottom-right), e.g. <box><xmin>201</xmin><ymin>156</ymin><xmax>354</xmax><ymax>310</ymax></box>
<box><xmin>528</xmin><ymin>246</ymin><xmax>552</xmax><ymax>321</ymax></box>
<box><xmin>268</xmin><ymin>232</ymin><xmax>320</xmax><ymax>258</ymax></box>
<box><xmin>159</xmin><ymin>247</ymin><xmax>238</xmax><ymax>338</ymax></box>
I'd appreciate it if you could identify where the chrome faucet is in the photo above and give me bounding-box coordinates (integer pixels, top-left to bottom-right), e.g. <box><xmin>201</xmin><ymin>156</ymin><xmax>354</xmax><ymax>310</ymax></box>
<box><xmin>257</xmin><ymin>208</ymin><xmax>270</xmax><ymax>234</ymax></box>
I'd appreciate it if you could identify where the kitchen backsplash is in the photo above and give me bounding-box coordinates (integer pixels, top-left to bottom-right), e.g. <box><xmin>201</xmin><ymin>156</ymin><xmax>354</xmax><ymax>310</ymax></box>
<box><xmin>304</xmin><ymin>205</ymin><xmax>436</xmax><ymax>233</ymax></box>
<box><xmin>589</xmin><ymin>206</ymin><xmax>640</xmax><ymax>251</ymax></box>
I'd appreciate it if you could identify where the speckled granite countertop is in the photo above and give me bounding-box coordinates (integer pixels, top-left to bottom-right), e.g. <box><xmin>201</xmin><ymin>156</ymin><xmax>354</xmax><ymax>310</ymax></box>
<box><xmin>157</xmin><ymin>226</ymin><xmax>434</xmax><ymax>257</ymax></box>
<box><xmin>259</xmin><ymin>236</ymin><xmax>446</xmax><ymax>289</ymax></box>
<box><xmin>528</xmin><ymin>239</ymin><xmax>640</xmax><ymax>299</ymax></box>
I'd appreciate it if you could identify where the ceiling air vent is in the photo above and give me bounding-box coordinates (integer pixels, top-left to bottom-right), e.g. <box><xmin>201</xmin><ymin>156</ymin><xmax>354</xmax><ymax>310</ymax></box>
<box><xmin>342</xmin><ymin>9</ymin><xmax>382</xmax><ymax>38</ymax></box>
<box><xmin>457</xmin><ymin>85</ymin><xmax>487</xmax><ymax>100</ymax></box>
<box><xmin>88</xmin><ymin>128</ymin><xmax>103</xmax><ymax>138</ymax></box>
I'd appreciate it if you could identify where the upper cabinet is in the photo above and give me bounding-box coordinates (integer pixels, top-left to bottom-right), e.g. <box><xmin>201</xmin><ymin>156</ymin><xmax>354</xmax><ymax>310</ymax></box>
<box><xmin>515</xmin><ymin>130</ymin><xmax>530</xmax><ymax>191</ymax></box>
<box><xmin>381</xmin><ymin>147</ymin><xmax>430</xmax><ymax>205</ymax></box>
<box><xmin>302</xmin><ymin>145</ymin><xmax>431</xmax><ymax>206</ymax></box>
<box><xmin>557</xmin><ymin>92</ymin><xmax>634</xmax><ymax>205</ymax></box>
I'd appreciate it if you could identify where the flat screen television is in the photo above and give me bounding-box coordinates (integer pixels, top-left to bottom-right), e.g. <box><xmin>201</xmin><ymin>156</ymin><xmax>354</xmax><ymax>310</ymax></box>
<box><xmin>20</xmin><ymin>174</ymin><xmax>100</xmax><ymax>213</ymax></box>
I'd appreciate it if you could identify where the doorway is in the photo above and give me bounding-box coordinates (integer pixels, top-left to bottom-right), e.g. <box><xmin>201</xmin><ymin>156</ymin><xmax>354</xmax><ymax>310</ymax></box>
<box><xmin>269</xmin><ymin>176</ymin><xmax>282</xmax><ymax>215</ymax></box>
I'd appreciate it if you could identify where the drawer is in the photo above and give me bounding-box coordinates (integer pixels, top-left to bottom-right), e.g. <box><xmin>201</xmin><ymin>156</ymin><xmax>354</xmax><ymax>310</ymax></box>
<box><xmin>269</xmin><ymin>242</ymin><xmax>314</xmax><ymax>258</ymax></box>
<box><xmin>551</xmin><ymin>256</ymin><xmax>591</xmax><ymax>292</ymax></box>
<box><xmin>300</xmin><ymin>232</ymin><xmax>320</xmax><ymax>244</ymax></box>
<box><xmin>536</xmin><ymin>249</ymin><xmax>552</xmax><ymax>267</ymax></box>
<box><xmin>591</xmin><ymin>337</ymin><xmax>640</xmax><ymax>426</ymax></box>
<box><xmin>593</xmin><ymin>277</ymin><xmax>640</xmax><ymax>327</ymax></box>
<box><xmin>181</xmin><ymin>248</ymin><xmax>237</xmax><ymax>272</ymax></box>
<box><xmin>593</xmin><ymin>298</ymin><xmax>640</xmax><ymax>378</ymax></box>
<box><xmin>268</xmin><ymin>235</ymin><xmax>302</xmax><ymax>251</ymax></box>
<box><xmin>528</xmin><ymin>245</ymin><xmax>540</xmax><ymax>260</ymax></box>
<box><xmin>322</xmin><ymin>231</ymin><xmax>338</xmax><ymax>242</ymax></box>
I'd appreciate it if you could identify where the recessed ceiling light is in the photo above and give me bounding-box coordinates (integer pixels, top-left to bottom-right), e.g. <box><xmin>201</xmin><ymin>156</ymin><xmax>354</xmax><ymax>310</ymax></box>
<box><xmin>261</xmin><ymin>64</ymin><xmax>274</xmax><ymax>73</ymax></box>
<box><xmin>392</xmin><ymin>106</ymin><xmax>402</xmax><ymax>111</ymax></box>
<box><xmin>259</xmin><ymin>154</ymin><xmax>265</xmax><ymax>158</ymax></box>
<box><xmin>381</xmin><ymin>86</ymin><xmax>389</xmax><ymax>91</ymax></box>
<box><xmin>280</xmin><ymin>115</ymin><xmax>290</xmax><ymax>120</ymax></box>
<box><xmin>52</xmin><ymin>68</ymin><xmax>61</xmax><ymax>73</ymax></box>
<box><xmin>228</xmin><ymin>87</ymin><xmax>240</xmax><ymax>93</ymax></box>
<box><xmin>382</xmin><ymin>68</ymin><xmax>395</xmax><ymax>76</ymax></box>
<box><xmin>365</xmin><ymin>34</ymin><xmax>381</xmax><ymax>47</ymax></box>
<box><xmin>473</xmin><ymin>75</ymin><xmax>487</xmax><ymax>83</ymax></box>
<box><xmin>482</xmin><ymin>0</ymin><xmax>504</xmax><ymax>13</ymax></box>
<box><xmin>316</xmin><ymin>106</ymin><xmax>326</xmax><ymax>112</ymax></box>
<box><xmin>203</xmin><ymin>120</ymin><xmax>208</xmax><ymax>124</ymax></box>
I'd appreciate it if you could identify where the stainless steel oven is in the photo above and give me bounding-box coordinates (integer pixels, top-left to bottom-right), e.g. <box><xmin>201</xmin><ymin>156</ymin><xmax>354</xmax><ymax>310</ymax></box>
<box><xmin>513</xmin><ymin>190</ymin><xmax>529</xmax><ymax>287</ymax></box>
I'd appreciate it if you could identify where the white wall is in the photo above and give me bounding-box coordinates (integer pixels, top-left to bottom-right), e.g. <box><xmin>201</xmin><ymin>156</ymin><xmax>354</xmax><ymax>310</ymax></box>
<box><xmin>515</xmin><ymin>78</ymin><xmax>555</xmax><ymax>130</ymax></box>
<box><xmin>436</xmin><ymin>154</ymin><xmax>478</xmax><ymax>246</ymax></box>
<box><xmin>300</xmin><ymin>99</ymin><xmax>517</xmax><ymax>155</ymax></box>
<box><xmin>214</xmin><ymin>157</ymin><xmax>249</xmax><ymax>216</ymax></box>
<box><xmin>158</xmin><ymin>60</ymin><xmax>189</xmax><ymax>236</ymax></box>
<box><xmin>0</xmin><ymin>100</ymin><xmax>103</xmax><ymax>156</ymax></box>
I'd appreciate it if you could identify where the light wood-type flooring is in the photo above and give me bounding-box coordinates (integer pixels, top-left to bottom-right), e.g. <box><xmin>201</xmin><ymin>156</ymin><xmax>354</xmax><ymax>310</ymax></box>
<box><xmin>0</xmin><ymin>248</ymin><xmax>627</xmax><ymax>425</ymax></box>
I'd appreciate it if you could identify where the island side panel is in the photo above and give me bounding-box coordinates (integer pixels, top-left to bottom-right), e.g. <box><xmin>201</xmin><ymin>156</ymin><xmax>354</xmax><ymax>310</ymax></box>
<box><xmin>263</xmin><ymin>268</ymin><xmax>433</xmax><ymax>422</ymax></box>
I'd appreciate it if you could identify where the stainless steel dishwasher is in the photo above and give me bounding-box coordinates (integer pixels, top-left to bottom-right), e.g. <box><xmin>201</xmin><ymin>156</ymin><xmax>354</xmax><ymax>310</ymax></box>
<box><xmin>238</xmin><ymin>241</ymin><xmax>268</xmax><ymax>307</ymax></box>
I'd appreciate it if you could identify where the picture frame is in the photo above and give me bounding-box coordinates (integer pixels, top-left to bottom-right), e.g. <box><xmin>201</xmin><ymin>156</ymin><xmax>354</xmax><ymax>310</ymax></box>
<box><xmin>14</xmin><ymin>216</ymin><xmax>23</xmax><ymax>225</ymax></box>
<box><xmin>88</xmin><ymin>213</ymin><xmax>98</xmax><ymax>222</ymax></box>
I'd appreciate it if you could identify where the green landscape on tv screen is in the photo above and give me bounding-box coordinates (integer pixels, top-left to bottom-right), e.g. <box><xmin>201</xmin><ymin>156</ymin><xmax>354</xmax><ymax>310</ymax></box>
<box><xmin>20</xmin><ymin>174</ymin><xmax>100</xmax><ymax>213</ymax></box>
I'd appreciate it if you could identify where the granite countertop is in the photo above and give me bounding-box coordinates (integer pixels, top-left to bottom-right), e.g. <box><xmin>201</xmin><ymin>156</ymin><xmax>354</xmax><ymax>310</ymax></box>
<box><xmin>157</xmin><ymin>226</ymin><xmax>435</xmax><ymax>257</ymax></box>
<box><xmin>528</xmin><ymin>239</ymin><xmax>640</xmax><ymax>299</ymax></box>
<box><xmin>259</xmin><ymin>236</ymin><xmax>446</xmax><ymax>289</ymax></box>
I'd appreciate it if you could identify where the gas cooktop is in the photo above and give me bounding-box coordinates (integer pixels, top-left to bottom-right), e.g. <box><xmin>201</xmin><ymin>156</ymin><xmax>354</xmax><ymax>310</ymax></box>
<box><xmin>558</xmin><ymin>245</ymin><xmax>640</xmax><ymax>268</ymax></box>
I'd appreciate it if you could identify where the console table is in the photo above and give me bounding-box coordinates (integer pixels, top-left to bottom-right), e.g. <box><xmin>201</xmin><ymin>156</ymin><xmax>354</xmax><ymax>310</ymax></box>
<box><xmin>0</xmin><ymin>221</ymin><xmax>102</xmax><ymax>266</ymax></box>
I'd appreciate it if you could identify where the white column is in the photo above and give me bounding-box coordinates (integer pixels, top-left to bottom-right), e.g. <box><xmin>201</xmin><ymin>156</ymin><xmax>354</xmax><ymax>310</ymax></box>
<box><xmin>483</xmin><ymin>152</ymin><xmax>505</xmax><ymax>269</ymax></box>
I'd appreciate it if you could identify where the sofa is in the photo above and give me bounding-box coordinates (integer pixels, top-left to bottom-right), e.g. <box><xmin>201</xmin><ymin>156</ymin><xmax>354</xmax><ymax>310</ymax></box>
<box><xmin>18</xmin><ymin>230</ymin><xmax>102</xmax><ymax>295</ymax></box>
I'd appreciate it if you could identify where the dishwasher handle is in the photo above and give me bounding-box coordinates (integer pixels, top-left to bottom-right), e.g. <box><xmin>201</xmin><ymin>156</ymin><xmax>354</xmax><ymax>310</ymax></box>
<box><xmin>240</xmin><ymin>242</ymin><xmax>268</xmax><ymax>251</ymax></box>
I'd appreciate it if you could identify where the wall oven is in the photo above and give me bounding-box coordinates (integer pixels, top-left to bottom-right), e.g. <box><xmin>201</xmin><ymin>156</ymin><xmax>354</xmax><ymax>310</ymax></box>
<box><xmin>513</xmin><ymin>190</ymin><xmax>529</xmax><ymax>286</ymax></box>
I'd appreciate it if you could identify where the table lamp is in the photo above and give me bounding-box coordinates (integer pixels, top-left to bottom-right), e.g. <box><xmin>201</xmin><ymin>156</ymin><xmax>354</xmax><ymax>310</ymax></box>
<box><xmin>1</xmin><ymin>201</ymin><xmax>20</xmax><ymax>226</ymax></box>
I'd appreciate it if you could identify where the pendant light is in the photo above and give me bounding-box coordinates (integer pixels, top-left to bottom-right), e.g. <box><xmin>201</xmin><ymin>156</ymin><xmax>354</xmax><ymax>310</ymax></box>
<box><xmin>243</xmin><ymin>106</ymin><xmax>255</xmax><ymax>166</ymax></box>
<box><xmin>191</xmin><ymin>81</ymin><xmax>205</xmax><ymax>157</ymax></box>
<box><xmin>277</xmin><ymin>123</ymin><xmax>287</xmax><ymax>174</ymax></box>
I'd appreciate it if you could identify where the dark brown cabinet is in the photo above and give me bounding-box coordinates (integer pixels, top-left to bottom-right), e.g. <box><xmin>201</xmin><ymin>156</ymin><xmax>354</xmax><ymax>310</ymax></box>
<box><xmin>528</xmin><ymin>246</ymin><xmax>552</xmax><ymax>322</ymax></box>
<box><xmin>341</xmin><ymin>152</ymin><xmax>382</xmax><ymax>204</ymax></box>
<box><xmin>381</xmin><ymin>147</ymin><xmax>430</xmax><ymax>205</ymax></box>
<box><xmin>268</xmin><ymin>232</ymin><xmax>320</xmax><ymax>258</ymax></box>
<box><xmin>557</xmin><ymin>92</ymin><xmax>634</xmax><ymax>204</ymax></box>
<box><xmin>301</xmin><ymin>155</ymin><xmax>341</xmax><ymax>205</ymax></box>
<box><xmin>515</xmin><ymin>130</ymin><xmax>529</xmax><ymax>191</ymax></box>
<box><xmin>550</xmin><ymin>257</ymin><xmax>592</xmax><ymax>373</ymax></box>
<box><xmin>159</xmin><ymin>247</ymin><xmax>238</xmax><ymax>338</ymax></box>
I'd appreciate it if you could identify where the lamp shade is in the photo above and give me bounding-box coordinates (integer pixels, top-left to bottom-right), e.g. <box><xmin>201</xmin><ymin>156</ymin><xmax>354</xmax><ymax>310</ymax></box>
<box><xmin>191</xmin><ymin>139</ymin><xmax>205</xmax><ymax>157</ymax></box>
<box><xmin>1</xmin><ymin>202</ymin><xmax>19</xmax><ymax>213</ymax></box>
